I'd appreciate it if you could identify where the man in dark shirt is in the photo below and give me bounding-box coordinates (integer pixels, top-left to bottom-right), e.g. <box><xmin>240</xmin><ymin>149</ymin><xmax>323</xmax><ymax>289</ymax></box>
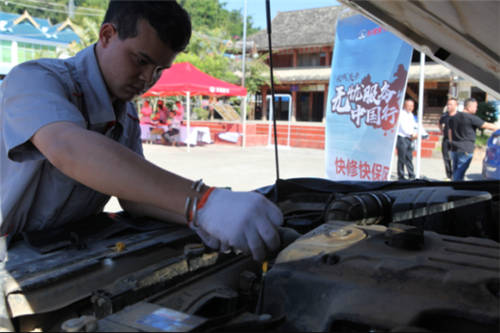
<box><xmin>448</xmin><ymin>98</ymin><xmax>498</xmax><ymax>180</ymax></box>
<box><xmin>438</xmin><ymin>98</ymin><xmax>458</xmax><ymax>179</ymax></box>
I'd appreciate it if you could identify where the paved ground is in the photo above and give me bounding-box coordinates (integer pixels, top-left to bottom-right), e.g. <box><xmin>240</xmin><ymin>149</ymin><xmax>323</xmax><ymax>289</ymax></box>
<box><xmin>104</xmin><ymin>143</ymin><xmax>485</xmax><ymax>212</ymax></box>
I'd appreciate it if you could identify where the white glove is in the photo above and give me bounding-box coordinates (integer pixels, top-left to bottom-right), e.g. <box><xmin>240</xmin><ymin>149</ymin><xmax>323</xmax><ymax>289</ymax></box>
<box><xmin>195</xmin><ymin>228</ymin><xmax>221</xmax><ymax>250</ymax></box>
<box><xmin>194</xmin><ymin>188</ymin><xmax>283</xmax><ymax>262</ymax></box>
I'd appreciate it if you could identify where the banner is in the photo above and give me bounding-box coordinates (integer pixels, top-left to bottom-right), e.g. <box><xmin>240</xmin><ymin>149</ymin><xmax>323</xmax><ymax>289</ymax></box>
<box><xmin>325</xmin><ymin>14</ymin><xmax>413</xmax><ymax>181</ymax></box>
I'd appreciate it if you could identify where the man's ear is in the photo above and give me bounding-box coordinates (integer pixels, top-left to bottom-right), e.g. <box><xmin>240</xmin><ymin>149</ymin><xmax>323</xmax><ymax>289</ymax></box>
<box><xmin>99</xmin><ymin>23</ymin><xmax>117</xmax><ymax>47</ymax></box>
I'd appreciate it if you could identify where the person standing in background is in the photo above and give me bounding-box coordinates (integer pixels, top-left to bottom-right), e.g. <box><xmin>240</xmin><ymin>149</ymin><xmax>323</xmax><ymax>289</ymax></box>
<box><xmin>174</xmin><ymin>100</ymin><xmax>184</xmax><ymax>123</ymax></box>
<box><xmin>448</xmin><ymin>98</ymin><xmax>498</xmax><ymax>181</ymax></box>
<box><xmin>396</xmin><ymin>99</ymin><xmax>418</xmax><ymax>180</ymax></box>
<box><xmin>153</xmin><ymin>100</ymin><xmax>168</xmax><ymax>124</ymax></box>
<box><xmin>438</xmin><ymin>98</ymin><xmax>458</xmax><ymax>179</ymax></box>
<box><xmin>140</xmin><ymin>100</ymin><xmax>153</xmax><ymax>124</ymax></box>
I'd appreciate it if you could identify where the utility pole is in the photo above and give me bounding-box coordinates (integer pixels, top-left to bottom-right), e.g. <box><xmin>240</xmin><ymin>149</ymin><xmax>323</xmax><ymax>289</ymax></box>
<box><xmin>68</xmin><ymin>0</ymin><xmax>75</xmax><ymax>19</ymax></box>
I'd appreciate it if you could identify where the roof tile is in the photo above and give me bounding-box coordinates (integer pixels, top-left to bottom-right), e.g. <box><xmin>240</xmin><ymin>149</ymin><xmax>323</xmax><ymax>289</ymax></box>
<box><xmin>0</xmin><ymin>10</ymin><xmax>79</xmax><ymax>44</ymax></box>
<box><xmin>249</xmin><ymin>6</ymin><xmax>342</xmax><ymax>50</ymax></box>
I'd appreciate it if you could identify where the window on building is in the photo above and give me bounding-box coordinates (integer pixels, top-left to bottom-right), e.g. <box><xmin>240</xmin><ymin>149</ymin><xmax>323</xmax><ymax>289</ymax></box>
<box><xmin>426</xmin><ymin>89</ymin><xmax>448</xmax><ymax>107</ymax></box>
<box><xmin>18</xmin><ymin>42</ymin><xmax>56</xmax><ymax>62</ymax></box>
<box><xmin>297</xmin><ymin>92</ymin><xmax>310</xmax><ymax>121</ymax></box>
<box><xmin>319</xmin><ymin>52</ymin><xmax>327</xmax><ymax>66</ymax></box>
<box><xmin>298</xmin><ymin>53</ymin><xmax>321</xmax><ymax>67</ymax></box>
<box><xmin>266</xmin><ymin>95</ymin><xmax>290</xmax><ymax>120</ymax></box>
<box><xmin>272</xmin><ymin>54</ymin><xmax>293</xmax><ymax>68</ymax></box>
<box><xmin>0</xmin><ymin>40</ymin><xmax>11</xmax><ymax>62</ymax></box>
<box><xmin>297</xmin><ymin>91</ymin><xmax>324</xmax><ymax>122</ymax></box>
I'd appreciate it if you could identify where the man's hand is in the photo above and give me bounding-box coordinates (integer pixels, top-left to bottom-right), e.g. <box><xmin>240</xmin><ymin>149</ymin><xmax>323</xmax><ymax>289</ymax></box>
<box><xmin>481</xmin><ymin>122</ymin><xmax>498</xmax><ymax>132</ymax></box>
<box><xmin>194</xmin><ymin>188</ymin><xmax>283</xmax><ymax>262</ymax></box>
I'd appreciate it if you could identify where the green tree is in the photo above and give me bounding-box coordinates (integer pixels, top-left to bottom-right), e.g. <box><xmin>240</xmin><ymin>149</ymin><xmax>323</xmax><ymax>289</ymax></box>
<box><xmin>223</xmin><ymin>8</ymin><xmax>259</xmax><ymax>39</ymax></box>
<box><xmin>477</xmin><ymin>101</ymin><xmax>498</xmax><ymax>124</ymax></box>
<box><xmin>175</xmin><ymin>29</ymin><xmax>238</xmax><ymax>84</ymax></box>
<box><xmin>477</xmin><ymin>101</ymin><xmax>498</xmax><ymax>135</ymax></box>
<box><xmin>242</xmin><ymin>55</ymin><xmax>270</xmax><ymax>95</ymax></box>
<box><xmin>178</xmin><ymin>0</ymin><xmax>226</xmax><ymax>31</ymax></box>
<box><xmin>65</xmin><ymin>16</ymin><xmax>100</xmax><ymax>56</ymax></box>
<box><xmin>179</xmin><ymin>0</ymin><xmax>259</xmax><ymax>39</ymax></box>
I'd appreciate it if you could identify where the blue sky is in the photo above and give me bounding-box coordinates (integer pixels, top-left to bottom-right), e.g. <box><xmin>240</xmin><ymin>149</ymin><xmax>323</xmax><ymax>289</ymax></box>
<box><xmin>222</xmin><ymin>0</ymin><xmax>339</xmax><ymax>30</ymax></box>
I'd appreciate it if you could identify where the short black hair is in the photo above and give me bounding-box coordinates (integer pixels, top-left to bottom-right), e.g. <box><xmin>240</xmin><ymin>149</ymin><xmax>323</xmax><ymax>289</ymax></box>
<box><xmin>103</xmin><ymin>0</ymin><xmax>192</xmax><ymax>52</ymax></box>
<box><xmin>464</xmin><ymin>97</ymin><xmax>477</xmax><ymax>108</ymax></box>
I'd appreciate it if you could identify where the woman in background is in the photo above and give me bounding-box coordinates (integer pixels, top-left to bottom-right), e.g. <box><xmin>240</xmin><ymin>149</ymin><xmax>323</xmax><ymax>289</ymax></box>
<box><xmin>140</xmin><ymin>100</ymin><xmax>153</xmax><ymax>124</ymax></box>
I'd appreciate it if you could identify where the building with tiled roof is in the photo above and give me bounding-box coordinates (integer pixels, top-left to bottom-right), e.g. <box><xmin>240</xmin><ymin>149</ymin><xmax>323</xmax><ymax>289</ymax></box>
<box><xmin>247</xmin><ymin>6</ymin><xmax>341</xmax><ymax>122</ymax></box>
<box><xmin>250</xmin><ymin>6</ymin><xmax>340</xmax><ymax>51</ymax></box>
<box><xmin>247</xmin><ymin>6</ymin><xmax>486</xmax><ymax>125</ymax></box>
<box><xmin>0</xmin><ymin>10</ymin><xmax>80</xmax><ymax>77</ymax></box>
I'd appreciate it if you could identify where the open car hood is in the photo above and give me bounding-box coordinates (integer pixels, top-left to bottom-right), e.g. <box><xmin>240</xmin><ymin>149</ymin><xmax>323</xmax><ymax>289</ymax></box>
<box><xmin>339</xmin><ymin>0</ymin><xmax>500</xmax><ymax>99</ymax></box>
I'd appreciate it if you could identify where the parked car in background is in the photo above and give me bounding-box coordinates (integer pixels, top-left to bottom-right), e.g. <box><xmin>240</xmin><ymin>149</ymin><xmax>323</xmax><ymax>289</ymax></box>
<box><xmin>482</xmin><ymin>129</ymin><xmax>500</xmax><ymax>179</ymax></box>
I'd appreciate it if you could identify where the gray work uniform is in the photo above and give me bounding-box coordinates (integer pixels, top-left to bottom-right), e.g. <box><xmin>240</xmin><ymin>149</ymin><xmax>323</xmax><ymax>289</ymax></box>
<box><xmin>0</xmin><ymin>45</ymin><xmax>143</xmax><ymax>236</ymax></box>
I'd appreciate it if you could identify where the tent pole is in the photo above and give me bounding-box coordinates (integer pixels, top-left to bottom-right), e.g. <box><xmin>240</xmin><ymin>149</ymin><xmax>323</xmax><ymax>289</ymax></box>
<box><xmin>242</xmin><ymin>95</ymin><xmax>247</xmax><ymax>148</ymax></box>
<box><xmin>267</xmin><ymin>96</ymin><xmax>273</xmax><ymax>147</ymax></box>
<box><xmin>241</xmin><ymin>0</ymin><xmax>248</xmax><ymax>149</ymax></box>
<box><xmin>241</xmin><ymin>0</ymin><xmax>248</xmax><ymax>87</ymax></box>
<box><xmin>286</xmin><ymin>94</ymin><xmax>291</xmax><ymax>147</ymax></box>
<box><xmin>187</xmin><ymin>91</ymin><xmax>191</xmax><ymax>152</ymax></box>
<box><xmin>416</xmin><ymin>51</ymin><xmax>425</xmax><ymax>178</ymax></box>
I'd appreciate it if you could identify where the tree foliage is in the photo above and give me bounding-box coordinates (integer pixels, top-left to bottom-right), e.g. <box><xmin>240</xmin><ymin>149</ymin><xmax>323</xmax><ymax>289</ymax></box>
<box><xmin>178</xmin><ymin>0</ymin><xmax>259</xmax><ymax>39</ymax></box>
<box><xmin>175</xmin><ymin>29</ymin><xmax>269</xmax><ymax>95</ymax></box>
<box><xmin>477</xmin><ymin>101</ymin><xmax>498</xmax><ymax>125</ymax></box>
<box><xmin>242</xmin><ymin>55</ymin><xmax>270</xmax><ymax>95</ymax></box>
<box><xmin>175</xmin><ymin>29</ymin><xmax>237</xmax><ymax>84</ymax></box>
<box><xmin>65</xmin><ymin>16</ymin><xmax>100</xmax><ymax>56</ymax></box>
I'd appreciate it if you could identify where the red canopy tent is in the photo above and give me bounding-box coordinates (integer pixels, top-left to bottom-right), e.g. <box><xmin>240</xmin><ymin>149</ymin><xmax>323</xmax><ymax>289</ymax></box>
<box><xmin>143</xmin><ymin>62</ymin><xmax>247</xmax><ymax>97</ymax></box>
<box><xmin>142</xmin><ymin>62</ymin><xmax>247</xmax><ymax>151</ymax></box>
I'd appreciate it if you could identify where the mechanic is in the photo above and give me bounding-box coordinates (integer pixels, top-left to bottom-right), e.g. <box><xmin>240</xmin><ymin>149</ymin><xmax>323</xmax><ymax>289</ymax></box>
<box><xmin>396</xmin><ymin>98</ymin><xmax>418</xmax><ymax>180</ymax></box>
<box><xmin>0</xmin><ymin>0</ymin><xmax>282</xmax><ymax>262</ymax></box>
<box><xmin>438</xmin><ymin>98</ymin><xmax>458</xmax><ymax>180</ymax></box>
<box><xmin>448</xmin><ymin>98</ymin><xmax>498</xmax><ymax>181</ymax></box>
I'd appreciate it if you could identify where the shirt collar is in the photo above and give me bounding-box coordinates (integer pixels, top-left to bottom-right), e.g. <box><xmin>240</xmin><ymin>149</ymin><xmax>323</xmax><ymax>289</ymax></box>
<box><xmin>72</xmin><ymin>44</ymin><xmax>118</xmax><ymax>126</ymax></box>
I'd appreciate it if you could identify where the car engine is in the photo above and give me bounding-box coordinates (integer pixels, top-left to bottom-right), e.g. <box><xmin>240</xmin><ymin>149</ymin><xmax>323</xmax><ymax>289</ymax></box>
<box><xmin>1</xmin><ymin>178</ymin><xmax>499</xmax><ymax>332</ymax></box>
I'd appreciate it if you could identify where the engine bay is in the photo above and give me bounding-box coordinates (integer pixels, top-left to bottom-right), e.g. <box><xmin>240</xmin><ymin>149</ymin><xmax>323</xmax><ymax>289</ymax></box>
<box><xmin>2</xmin><ymin>178</ymin><xmax>499</xmax><ymax>332</ymax></box>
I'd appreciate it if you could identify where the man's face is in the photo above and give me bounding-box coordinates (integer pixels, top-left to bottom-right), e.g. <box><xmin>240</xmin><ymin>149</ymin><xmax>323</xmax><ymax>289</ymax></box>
<box><xmin>404</xmin><ymin>100</ymin><xmax>414</xmax><ymax>113</ymax></box>
<box><xmin>97</xmin><ymin>19</ymin><xmax>178</xmax><ymax>101</ymax></box>
<box><xmin>465</xmin><ymin>101</ymin><xmax>478</xmax><ymax>114</ymax></box>
<box><xmin>447</xmin><ymin>99</ymin><xmax>458</xmax><ymax>113</ymax></box>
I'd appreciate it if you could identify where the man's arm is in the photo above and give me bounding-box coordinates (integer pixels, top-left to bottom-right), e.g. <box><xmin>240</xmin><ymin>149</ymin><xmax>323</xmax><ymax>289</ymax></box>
<box><xmin>481</xmin><ymin>122</ymin><xmax>498</xmax><ymax>132</ymax></box>
<box><xmin>119</xmin><ymin>199</ymin><xmax>185</xmax><ymax>224</ymax></box>
<box><xmin>31</xmin><ymin>121</ymin><xmax>283</xmax><ymax>261</ymax></box>
<box><xmin>411</xmin><ymin>114</ymin><xmax>418</xmax><ymax>140</ymax></box>
<box><xmin>31</xmin><ymin>121</ymin><xmax>201</xmax><ymax>221</ymax></box>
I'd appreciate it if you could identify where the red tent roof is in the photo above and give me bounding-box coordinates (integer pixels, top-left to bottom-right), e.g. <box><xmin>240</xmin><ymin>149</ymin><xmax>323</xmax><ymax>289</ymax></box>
<box><xmin>143</xmin><ymin>62</ymin><xmax>247</xmax><ymax>97</ymax></box>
